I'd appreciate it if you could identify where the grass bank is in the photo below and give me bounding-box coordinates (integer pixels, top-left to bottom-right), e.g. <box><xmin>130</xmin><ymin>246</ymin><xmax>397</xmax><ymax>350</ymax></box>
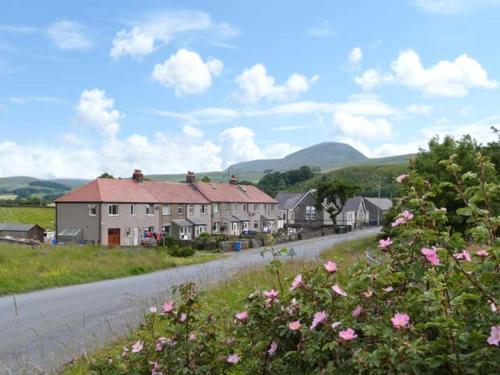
<box><xmin>60</xmin><ymin>235</ymin><xmax>376</xmax><ymax>375</ymax></box>
<box><xmin>0</xmin><ymin>206</ymin><xmax>55</xmax><ymax>230</ymax></box>
<box><xmin>0</xmin><ymin>243</ymin><xmax>222</xmax><ymax>295</ymax></box>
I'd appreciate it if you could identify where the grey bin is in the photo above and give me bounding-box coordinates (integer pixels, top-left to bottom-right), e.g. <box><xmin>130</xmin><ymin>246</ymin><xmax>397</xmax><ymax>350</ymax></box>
<box><xmin>57</xmin><ymin>228</ymin><xmax>84</xmax><ymax>245</ymax></box>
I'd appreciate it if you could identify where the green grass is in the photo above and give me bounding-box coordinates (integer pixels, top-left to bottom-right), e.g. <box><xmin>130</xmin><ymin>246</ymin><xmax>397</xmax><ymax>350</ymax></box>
<box><xmin>60</xmin><ymin>236</ymin><xmax>376</xmax><ymax>375</ymax></box>
<box><xmin>0</xmin><ymin>206</ymin><xmax>55</xmax><ymax>230</ymax></box>
<box><xmin>0</xmin><ymin>243</ymin><xmax>222</xmax><ymax>296</ymax></box>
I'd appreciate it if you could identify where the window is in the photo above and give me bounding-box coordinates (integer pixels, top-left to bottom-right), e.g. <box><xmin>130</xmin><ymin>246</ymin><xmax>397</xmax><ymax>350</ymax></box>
<box><xmin>130</xmin><ymin>204</ymin><xmax>136</xmax><ymax>215</ymax></box>
<box><xmin>233</xmin><ymin>203</ymin><xmax>238</xmax><ymax>212</ymax></box>
<box><xmin>243</xmin><ymin>221</ymin><xmax>249</xmax><ymax>230</ymax></box>
<box><xmin>88</xmin><ymin>204</ymin><xmax>97</xmax><ymax>216</ymax></box>
<box><xmin>145</xmin><ymin>225</ymin><xmax>154</xmax><ymax>233</ymax></box>
<box><xmin>254</xmin><ymin>203</ymin><xmax>260</xmax><ymax>211</ymax></box>
<box><xmin>201</xmin><ymin>204</ymin><xmax>208</xmax><ymax>214</ymax></box>
<box><xmin>213</xmin><ymin>221</ymin><xmax>221</xmax><ymax>232</ymax></box>
<box><xmin>232</xmin><ymin>222</ymin><xmax>238</xmax><ymax>232</ymax></box>
<box><xmin>225</xmin><ymin>203</ymin><xmax>230</xmax><ymax>212</ymax></box>
<box><xmin>146</xmin><ymin>204</ymin><xmax>154</xmax><ymax>215</ymax></box>
<box><xmin>180</xmin><ymin>226</ymin><xmax>191</xmax><ymax>235</ymax></box>
<box><xmin>188</xmin><ymin>204</ymin><xmax>194</xmax><ymax>216</ymax></box>
<box><xmin>195</xmin><ymin>225</ymin><xmax>206</xmax><ymax>236</ymax></box>
<box><xmin>177</xmin><ymin>205</ymin><xmax>184</xmax><ymax>215</ymax></box>
<box><xmin>254</xmin><ymin>221</ymin><xmax>259</xmax><ymax>229</ymax></box>
<box><xmin>162</xmin><ymin>225</ymin><xmax>170</xmax><ymax>236</ymax></box>
<box><xmin>213</xmin><ymin>203</ymin><xmax>220</xmax><ymax>213</ymax></box>
<box><xmin>162</xmin><ymin>204</ymin><xmax>171</xmax><ymax>216</ymax></box>
<box><xmin>242</xmin><ymin>204</ymin><xmax>248</xmax><ymax>212</ymax></box>
<box><xmin>306</xmin><ymin>206</ymin><xmax>316</xmax><ymax>220</ymax></box>
<box><xmin>108</xmin><ymin>204</ymin><xmax>119</xmax><ymax>216</ymax></box>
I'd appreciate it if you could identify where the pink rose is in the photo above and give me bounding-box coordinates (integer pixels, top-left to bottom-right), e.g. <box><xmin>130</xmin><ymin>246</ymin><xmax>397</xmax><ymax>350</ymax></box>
<box><xmin>487</xmin><ymin>326</ymin><xmax>500</xmax><ymax>346</ymax></box>
<box><xmin>363</xmin><ymin>290</ymin><xmax>373</xmax><ymax>298</ymax></box>
<box><xmin>310</xmin><ymin>311</ymin><xmax>327</xmax><ymax>330</ymax></box>
<box><xmin>352</xmin><ymin>305</ymin><xmax>363</xmax><ymax>318</ymax></box>
<box><xmin>332</xmin><ymin>284</ymin><xmax>348</xmax><ymax>297</ymax></box>
<box><xmin>383</xmin><ymin>286</ymin><xmax>394</xmax><ymax>293</ymax></box>
<box><xmin>264</xmin><ymin>289</ymin><xmax>279</xmax><ymax>300</ymax></box>
<box><xmin>396</xmin><ymin>174</ymin><xmax>409</xmax><ymax>183</ymax></box>
<box><xmin>162</xmin><ymin>301</ymin><xmax>174</xmax><ymax>313</ymax></box>
<box><xmin>391</xmin><ymin>313</ymin><xmax>410</xmax><ymax>329</ymax></box>
<box><xmin>378</xmin><ymin>237</ymin><xmax>393</xmax><ymax>249</ymax></box>
<box><xmin>421</xmin><ymin>247</ymin><xmax>440</xmax><ymax>266</ymax></box>
<box><xmin>289</xmin><ymin>320</ymin><xmax>301</xmax><ymax>331</ymax></box>
<box><xmin>235</xmin><ymin>311</ymin><xmax>249</xmax><ymax>322</ymax></box>
<box><xmin>331</xmin><ymin>321</ymin><xmax>341</xmax><ymax>330</ymax></box>
<box><xmin>227</xmin><ymin>353</ymin><xmax>241</xmax><ymax>364</ymax></box>
<box><xmin>324</xmin><ymin>260</ymin><xmax>337</xmax><ymax>273</ymax></box>
<box><xmin>290</xmin><ymin>274</ymin><xmax>303</xmax><ymax>290</ymax></box>
<box><xmin>476</xmin><ymin>249</ymin><xmax>489</xmax><ymax>257</ymax></box>
<box><xmin>131</xmin><ymin>340</ymin><xmax>143</xmax><ymax>353</ymax></box>
<box><xmin>339</xmin><ymin>328</ymin><xmax>358</xmax><ymax>341</ymax></box>
<box><xmin>150</xmin><ymin>306</ymin><xmax>157</xmax><ymax>314</ymax></box>
<box><xmin>155</xmin><ymin>337</ymin><xmax>166</xmax><ymax>352</ymax></box>
<box><xmin>267</xmin><ymin>341</ymin><xmax>278</xmax><ymax>355</ymax></box>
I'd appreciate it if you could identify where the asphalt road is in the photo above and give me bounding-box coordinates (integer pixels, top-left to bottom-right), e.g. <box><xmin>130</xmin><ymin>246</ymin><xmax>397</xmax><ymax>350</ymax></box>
<box><xmin>0</xmin><ymin>228</ymin><xmax>379</xmax><ymax>374</ymax></box>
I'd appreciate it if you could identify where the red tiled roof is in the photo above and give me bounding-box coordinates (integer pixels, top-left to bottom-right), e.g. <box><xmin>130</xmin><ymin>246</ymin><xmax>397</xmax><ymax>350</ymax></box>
<box><xmin>193</xmin><ymin>182</ymin><xmax>276</xmax><ymax>203</ymax></box>
<box><xmin>56</xmin><ymin>178</ymin><xmax>275</xmax><ymax>204</ymax></box>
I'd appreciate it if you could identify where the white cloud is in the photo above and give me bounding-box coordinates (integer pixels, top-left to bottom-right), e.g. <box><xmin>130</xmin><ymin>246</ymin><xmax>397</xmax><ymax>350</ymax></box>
<box><xmin>411</xmin><ymin>0</ymin><xmax>500</xmax><ymax>14</ymax></box>
<box><xmin>356</xmin><ymin>49</ymin><xmax>497</xmax><ymax>97</ymax></box>
<box><xmin>75</xmin><ymin>89</ymin><xmax>122</xmax><ymax>137</ymax></box>
<box><xmin>182</xmin><ymin>124</ymin><xmax>203</xmax><ymax>138</ymax></box>
<box><xmin>348</xmin><ymin>47</ymin><xmax>363</xmax><ymax>69</ymax></box>
<box><xmin>235</xmin><ymin>64</ymin><xmax>317</xmax><ymax>103</ymax></box>
<box><xmin>219</xmin><ymin>126</ymin><xmax>297</xmax><ymax>166</ymax></box>
<box><xmin>47</xmin><ymin>21</ymin><xmax>93</xmax><ymax>50</ymax></box>
<box><xmin>110</xmin><ymin>10</ymin><xmax>236</xmax><ymax>59</ymax></box>
<box><xmin>8</xmin><ymin>96</ymin><xmax>65</xmax><ymax>104</ymax></box>
<box><xmin>152</xmin><ymin>49</ymin><xmax>223</xmax><ymax>96</ymax></box>
<box><xmin>333</xmin><ymin>111</ymin><xmax>393</xmax><ymax>140</ymax></box>
<box><xmin>407</xmin><ymin>104</ymin><xmax>432</xmax><ymax>115</ymax></box>
<box><xmin>307</xmin><ymin>21</ymin><xmax>335</xmax><ymax>37</ymax></box>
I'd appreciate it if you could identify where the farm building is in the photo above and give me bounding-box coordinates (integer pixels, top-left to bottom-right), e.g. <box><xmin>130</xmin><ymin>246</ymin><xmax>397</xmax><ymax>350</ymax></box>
<box><xmin>0</xmin><ymin>223</ymin><xmax>46</xmax><ymax>242</ymax></box>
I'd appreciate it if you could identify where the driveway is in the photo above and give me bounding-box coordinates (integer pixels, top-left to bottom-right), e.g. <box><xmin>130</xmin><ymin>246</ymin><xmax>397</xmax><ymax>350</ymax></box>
<box><xmin>0</xmin><ymin>228</ymin><xmax>379</xmax><ymax>374</ymax></box>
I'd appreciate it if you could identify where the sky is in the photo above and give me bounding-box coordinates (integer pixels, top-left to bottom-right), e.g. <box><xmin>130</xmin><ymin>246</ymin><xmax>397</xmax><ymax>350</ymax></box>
<box><xmin>1</xmin><ymin>0</ymin><xmax>500</xmax><ymax>179</ymax></box>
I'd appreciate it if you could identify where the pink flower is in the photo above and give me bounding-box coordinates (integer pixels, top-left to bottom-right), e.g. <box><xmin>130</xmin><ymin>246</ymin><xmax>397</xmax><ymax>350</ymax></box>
<box><xmin>290</xmin><ymin>274</ymin><xmax>303</xmax><ymax>290</ymax></box>
<box><xmin>289</xmin><ymin>320</ymin><xmax>301</xmax><ymax>331</ymax></box>
<box><xmin>179</xmin><ymin>313</ymin><xmax>187</xmax><ymax>322</ymax></box>
<box><xmin>324</xmin><ymin>260</ymin><xmax>337</xmax><ymax>273</ymax></box>
<box><xmin>267</xmin><ymin>341</ymin><xmax>278</xmax><ymax>355</ymax></box>
<box><xmin>491</xmin><ymin>303</ymin><xmax>497</xmax><ymax>313</ymax></box>
<box><xmin>392</xmin><ymin>211</ymin><xmax>414</xmax><ymax>227</ymax></box>
<box><xmin>332</xmin><ymin>284</ymin><xmax>348</xmax><ymax>297</ymax></box>
<box><xmin>396</xmin><ymin>174</ymin><xmax>409</xmax><ymax>183</ymax></box>
<box><xmin>131</xmin><ymin>340</ymin><xmax>143</xmax><ymax>353</ymax></box>
<box><xmin>391</xmin><ymin>313</ymin><xmax>410</xmax><ymax>329</ymax></box>
<box><xmin>339</xmin><ymin>328</ymin><xmax>358</xmax><ymax>341</ymax></box>
<box><xmin>310</xmin><ymin>311</ymin><xmax>327</xmax><ymax>330</ymax></box>
<box><xmin>454</xmin><ymin>250</ymin><xmax>472</xmax><ymax>262</ymax></box>
<box><xmin>352</xmin><ymin>305</ymin><xmax>363</xmax><ymax>318</ymax></box>
<box><xmin>378</xmin><ymin>237</ymin><xmax>393</xmax><ymax>249</ymax></box>
<box><xmin>162</xmin><ymin>301</ymin><xmax>174</xmax><ymax>313</ymax></box>
<box><xmin>151</xmin><ymin>361</ymin><xmax>162</xmax><ymax>375</ymax></box>
<box><xmin>226</xmin><ymin>353</ymin><xmax>241</xmax><ymax>364</ymax></box>
<box><xmin>363</xmin><ymin>290</ymin><xmax>373</xmax><ymax>298</ymax></box>
<box><xmin>150</xmin><ymin>306</ymin><xmax>157</xmax><ymax>314</ymax></box>
<box><xmin>391</xmin><ymin>217</ymin><xmax>406</xmax><ymax>227</ymax></box>
<box><xmin>264</xmin><ymin>289</ymin><xmax>279</xmax><ymax>300</ymax></box>
<box><xmin>156</xmin><ymin>337</ymin><xmax>166</xmax><ymax>352</ymax></box>
<box><xmin>188</xmin><ymin>332</ymin><xmax>197</xmax><ymax>341</ymax></box>
<box><xmin>421</xmin><ymin>247</ymin><xmax>440</xmax><ymax>266</ymax></box>
<box><xmin>383</xmin><ymin>286</ymin><xmax>394</xmax><ymax>293</ymax></box>
<box><xmin>331</xmin><ymin>321</ymin><xmax>341</xmax><ymax>330</ymax></box>
<box><xmin>487</xmin><ymin>326</ymin><xmax>500</xmax><ymax>346</ymax></box>
<box><xmin>401</xmin><ymin>210</ymin><xmax>414</xmax><ymax>221</ymax></box>
<box><xmin>235</xmin><ymin>311</ymin><xmax>249</xmax><ymax>322</ymax></box>
<box><xmin>476</xmin><ymin>249</ymin><xmax>489</xmax><ymax>257</ymax></box>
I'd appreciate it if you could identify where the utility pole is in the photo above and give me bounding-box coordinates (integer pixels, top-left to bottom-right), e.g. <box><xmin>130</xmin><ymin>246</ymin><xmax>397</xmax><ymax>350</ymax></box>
<box><xmin>377</xmin><ymin>183</ymin><xmax>381</xmax><ymax>226</ymax></box>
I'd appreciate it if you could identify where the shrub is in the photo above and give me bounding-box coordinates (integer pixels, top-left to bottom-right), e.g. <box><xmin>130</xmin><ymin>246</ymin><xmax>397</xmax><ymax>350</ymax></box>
<box><xmin>168</xmin><ymin>246</ymin><xmax>196</xmax><ymax>258</ymax></box>
<box><xmin>90</xmin><ymin>151</ymin><xmax>499</xmax><ymax>374</ymax></box>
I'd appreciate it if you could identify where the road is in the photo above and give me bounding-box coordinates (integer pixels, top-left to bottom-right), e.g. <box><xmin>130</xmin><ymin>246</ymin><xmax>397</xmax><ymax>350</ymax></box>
<box><xmin>0</xmin><ymin>228</ymin><xmax>379</xmax><ymax>374</ymax></box>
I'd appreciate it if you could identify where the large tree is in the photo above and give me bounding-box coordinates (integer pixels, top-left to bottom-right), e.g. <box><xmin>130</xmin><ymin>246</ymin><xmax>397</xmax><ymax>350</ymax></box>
<box><xmin>315</xmin><ymin>177</ymin><xmax>360</xmax><ymax>229</ymax></box>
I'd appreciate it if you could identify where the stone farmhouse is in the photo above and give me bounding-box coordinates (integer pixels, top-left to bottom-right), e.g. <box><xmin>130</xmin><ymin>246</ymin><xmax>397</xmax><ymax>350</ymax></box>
<box><xmin>55</xmin><ymin>170</ymin><xmax>278</xmax><ymax>246</ymax></box>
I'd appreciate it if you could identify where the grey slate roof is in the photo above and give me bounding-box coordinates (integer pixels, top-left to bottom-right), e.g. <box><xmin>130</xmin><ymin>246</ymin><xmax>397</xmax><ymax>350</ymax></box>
<box><xmin>364</xmin><ymin>197</ymin><xmax>393</xmax><ymax>211</ymax></box>
<box><xmin>0</xmin><ymin>223</ymin><xmax>40</xmax><ymax>232</ymax></box>
<box><xmin>342</xmin><ymin>197</ymin><xmax>363</xmax><ymax>212</ymax></box>
<box><xmin>232</xmin><ymin>214</ymin><xmax>250</xmax><ymax>222</ymax></box>
<box><xmin>188</xmin><ymin>217</ymin><xmax>207</xmax><ymax>226</ymax></box>
<box><xmin>276</xmin><ymin>192</ymin><xmax>308</xmax><ymax>210</ymax></box>
<box><xmin>172</xmin><ymin>219</ymin><xmax>192</xmax><ymax>227</ymax></box>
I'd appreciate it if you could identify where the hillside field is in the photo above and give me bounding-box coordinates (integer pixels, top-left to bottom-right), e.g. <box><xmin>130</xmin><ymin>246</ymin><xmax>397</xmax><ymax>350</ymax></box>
<box><xmin>0</xmin><ymin>206</ymin><xmax>55</xmax><ymax>230</ymax></box>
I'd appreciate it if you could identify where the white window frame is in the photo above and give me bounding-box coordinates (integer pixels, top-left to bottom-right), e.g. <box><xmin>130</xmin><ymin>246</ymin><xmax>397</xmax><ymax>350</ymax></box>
<box><xmin>195</xmin><ymin>225</ymin><xmax>206</xmax><ymax>236</ymax></box>
<box><xmin>242</xmin><ymin>203</ymin><xmax>248</xmax><ymax>212</ymax></box>
<box><xmin>213</xmin><ymin>203</ymin><xmax>219</xmax><ymax>213</ymax></box>
<box><xmin>243</xmin><ymin>221</ymin><xmax>249</xmax><ymax>230</ymax></box>
<box><xmin>177</xmin><ymin>205</ymin><xmax>184</xmax><ymax>215</ymax></box>
<box><xmin>188</xmin><ymin>204</ymin><xmax>194</xmax><ymax>216</ymax></box>
<box><xmin>130</xmin><ymin>204</ymin><xmax>136</xmax><ymax>216</ymax></box>
<box><xmin>232</xmin><ymin>222</ymin><xmax>238</xmax><ymax>232</ymax></box>
<box><xmin>213</xmin><ymin>221</ymin><xmax>221</xmax><ymax>232</ymax></box>
<box><xmin>88</xmin><ymin>204</ymin><xmax>97</xmax><ymax>216</ymax></box>
<box><xmin>108</xmin><ymin>204</ymin><xmax>119</xmax><ymax>216</ymax></box>
<box><xmin>225</xmin><ymin>203</ymin><xmax>230</xmax><ymax>212</ymax></box>
<box><xmin>201</xmin><ymin>204</ymin><xmax>208</xmax><ymax>215</ymax></box>
<box><xmin>306</xmin><ymin>206</ymin><xmax>316</xmax><ymax>220</ymax></box>
<box><xmin>162</xmin><ymin>204</ymin><xmax>171</xmax><ymax>216</ymax></box>
<box><xmin>233</xmin><ymin>203</ymin><xmax>238</xmax><ymax>212</ymax></box>
<box><xmin>145</xmin><ymin>204</ymin><xmax>155</xmax><ymax>215</ymax></box>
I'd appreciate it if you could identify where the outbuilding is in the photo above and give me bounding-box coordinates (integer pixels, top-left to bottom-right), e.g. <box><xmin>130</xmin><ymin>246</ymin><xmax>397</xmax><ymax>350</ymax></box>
<box><xmin>0</xmin><ymin>223</ymin><xmax>46</xmax><ymax>242</ymax></box>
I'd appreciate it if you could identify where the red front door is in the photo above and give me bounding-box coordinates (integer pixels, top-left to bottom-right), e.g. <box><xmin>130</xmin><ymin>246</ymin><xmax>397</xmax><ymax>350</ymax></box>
<box><xmin>108</xmin><ymin>228</ymin><xmax>120</xmax><ymax>246</ymax></box>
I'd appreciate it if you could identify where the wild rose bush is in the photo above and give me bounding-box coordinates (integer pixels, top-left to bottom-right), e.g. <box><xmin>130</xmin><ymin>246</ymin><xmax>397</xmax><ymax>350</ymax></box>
<box><xmin>92</xmin><ymin>153</ymin><xmax>498</xmax><ymax>374</ymax></box>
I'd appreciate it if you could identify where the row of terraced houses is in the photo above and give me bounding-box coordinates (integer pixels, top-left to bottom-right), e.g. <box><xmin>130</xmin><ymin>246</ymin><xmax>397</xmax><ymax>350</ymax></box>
<box><xmin>55</xmin><ymin>170</ymin><xmax>278</xmax><ymax>246</ymax></box>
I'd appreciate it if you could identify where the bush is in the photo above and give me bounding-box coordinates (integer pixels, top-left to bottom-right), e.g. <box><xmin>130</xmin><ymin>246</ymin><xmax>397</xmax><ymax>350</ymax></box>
<box><xmin>90</xmin><ymin>151</ymin><xmax>499</xmax><ymax>374</ymax></box>
<box><xmin>167</xmin><ymin>246</ymin><xmax>196</xmax><ymax>257</ymax></box>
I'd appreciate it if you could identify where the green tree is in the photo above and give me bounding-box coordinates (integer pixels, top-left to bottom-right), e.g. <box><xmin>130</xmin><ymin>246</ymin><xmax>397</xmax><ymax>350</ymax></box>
<box><xmin>201</xmin><ymin>176</ymin><xmax>211</xmax><ymax>182</ymax></box>
<box><xmin>315</xmin><ymin>177</ymin><xmax>360</xmax><ymax>229</ymax></box>
<box><xmin>99</xmin><ymin>172</ymin><xmax>114</xmax><ymax>179</ymax></box>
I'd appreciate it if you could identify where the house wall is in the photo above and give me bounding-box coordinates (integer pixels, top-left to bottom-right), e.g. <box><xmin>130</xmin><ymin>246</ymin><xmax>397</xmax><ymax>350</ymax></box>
<box><xmin>56</xmin><ymin>202</ymin><xmax>100</xmax><ymax>244</ymax></box>
<box><xmin>187</xmin><ymin>203</ymin><xmax>211</xmax><ymax>237</ymax></box>
<box><xmin>210</xmin><ymin>202</ymin><xmax>277</xmax><ymax>235</ymax></box>
<box><xmin>100</xmin><ymin>203</ymin><xmax>159</xmax><ymax>246</ymax></box>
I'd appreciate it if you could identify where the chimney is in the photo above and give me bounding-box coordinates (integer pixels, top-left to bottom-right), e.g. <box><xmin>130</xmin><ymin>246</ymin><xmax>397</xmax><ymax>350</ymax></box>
<box><xmin>132</xmin><ymin>169</ymin><xmax>144</xmax><ymax>183</ymax></box>
<box><xmin>186</xmin><ymin>171</ymin><xmax>196</xmax><ymax>183</ymax></box>
<box><xmin>229</xmin><ymin>174</ymin><xmax>238</xmax><ymax>185</ymax></box>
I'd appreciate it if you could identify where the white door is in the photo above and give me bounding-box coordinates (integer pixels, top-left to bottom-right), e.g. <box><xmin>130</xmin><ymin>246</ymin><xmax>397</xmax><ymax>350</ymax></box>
<box><xmin>232</xmin><ymin>222</ymin><xmax>239</xmax><ymax>235</ymax></box>
<box><xmin>133</xmin><ymin>228</ymin><xmax>139</xmax><ymax>246</ymax></box>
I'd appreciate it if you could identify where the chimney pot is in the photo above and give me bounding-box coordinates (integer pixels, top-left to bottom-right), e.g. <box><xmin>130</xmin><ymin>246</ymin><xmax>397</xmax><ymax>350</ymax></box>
<box><xmin>132</xmin><ymin>169</ymin><xmax>144</xmax><ymax>183</ymax></box>
<box><xmin>229</xmin><ymin>174</ymin><xmax>238</xmax><ymax>185</ymax></box>
<box><xmin>186</xmin><ymin>171</ymin><xmax>196</xmax><ymax>183</ymax></box>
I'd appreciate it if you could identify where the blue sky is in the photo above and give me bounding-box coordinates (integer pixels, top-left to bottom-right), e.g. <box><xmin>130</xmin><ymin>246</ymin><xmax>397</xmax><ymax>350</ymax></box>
<box><xmin>1</xmin><ymin>0</ymin><xmax>500</xmax><ymax>178</ymax></box>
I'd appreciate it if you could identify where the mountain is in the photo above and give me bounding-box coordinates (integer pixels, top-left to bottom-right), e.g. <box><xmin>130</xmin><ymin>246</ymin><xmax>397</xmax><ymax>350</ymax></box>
<box><xmin>229</xmin><ymin>142</ymin><xmax>369</xmax><ymax>175</ymax></box>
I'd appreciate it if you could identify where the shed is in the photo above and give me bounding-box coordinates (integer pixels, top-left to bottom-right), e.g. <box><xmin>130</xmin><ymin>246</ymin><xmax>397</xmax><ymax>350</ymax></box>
<box><xmin>0</xmin><ymin>223</ymin><xmax>45</xmax><ymax>242</ymax></box>
<box><xmin>57</xmin><ymin>228</ymin><xmax>84</xmax><ymax>244</ymax></box>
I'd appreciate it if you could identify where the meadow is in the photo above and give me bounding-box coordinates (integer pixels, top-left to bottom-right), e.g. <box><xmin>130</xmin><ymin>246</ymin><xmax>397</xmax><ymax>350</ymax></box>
<box><xmin>0</xmin><ymin>243</ymin><xmax>222</xmax><ymax>295</ymax></box>
<box><xmin>0</xmin><ymin>206</ymin><xmax>55</xmax><ymax>230</ymax></box>
<box><xmin>60</xmin><ymin>236</ymin><xmax>375</xmax><ymax>374</ymax></box>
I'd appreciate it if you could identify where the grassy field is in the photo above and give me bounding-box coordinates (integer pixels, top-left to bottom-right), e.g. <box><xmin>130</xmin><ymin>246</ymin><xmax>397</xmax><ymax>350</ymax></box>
<box><xmin>0</xmin><ymin>243</ymin><xmax>222</xmax><ymax>295</ymax></box>
<box><xmin>60</xmin><ymin>236</ymin><xmax>375</xmax><ymax>375</ymax></box>
<box><xmin>0</xmin><ymin>206</ymin><xmax>55</xmax><ymax>230</ymax></box>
